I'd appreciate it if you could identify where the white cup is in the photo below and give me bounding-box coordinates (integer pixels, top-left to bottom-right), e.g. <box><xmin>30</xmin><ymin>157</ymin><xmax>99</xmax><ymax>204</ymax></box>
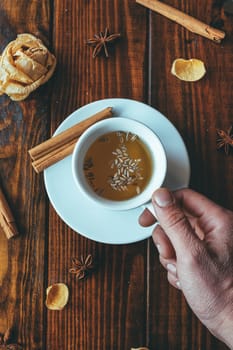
<box><xmin>72</xmin><ymin>117</ymin><xmax>167</xmax><ymax>211</ymax></box>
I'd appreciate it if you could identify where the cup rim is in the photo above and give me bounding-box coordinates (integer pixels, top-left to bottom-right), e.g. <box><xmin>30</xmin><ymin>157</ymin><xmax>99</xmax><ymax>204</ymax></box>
<box><xmin>72</xmin><ymin>117</ymin><xmax>167</xmax><ymax>211</ymax></box>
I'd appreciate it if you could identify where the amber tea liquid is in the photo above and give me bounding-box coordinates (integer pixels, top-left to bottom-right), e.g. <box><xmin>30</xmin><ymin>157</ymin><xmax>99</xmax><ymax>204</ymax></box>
<box><xmin>83</xmin><ymin>131</ymin><xmax>152</xmax><ymax>201</ymax></box>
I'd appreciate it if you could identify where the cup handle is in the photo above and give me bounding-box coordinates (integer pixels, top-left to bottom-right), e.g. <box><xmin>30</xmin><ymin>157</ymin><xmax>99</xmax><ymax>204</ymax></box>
<box><xmin>143</xmin><ymin>202</ymin><xmax>159</xmax><ymax>227</ymax></box>
<box><xmin>145</xmin><ymin>201</ymin><xmax>154</xmax><ymax>215</ymax></box>
<box><xmin>142</xmin><ymin>202</ymin><xmax>160</xmax><ymax>229</ymax></box>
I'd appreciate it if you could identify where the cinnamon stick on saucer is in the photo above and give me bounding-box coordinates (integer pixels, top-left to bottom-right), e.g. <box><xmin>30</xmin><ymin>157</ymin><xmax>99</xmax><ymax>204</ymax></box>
<box><xmin>31</xmin><ymin>139</ymin><xmax>77</xmax><ymax>174</ymax></box>
<box><xmin>29</xmin><ymin>107</ymin><xmax>113</xmax><ymax>173</ymax></box>
<box><xmin>136</xmin><ymin>0</ymin><xmax>225</xmax><ymax>43</ymax></box>
<box><xmin>0</xmin><ymin>187</ymin><xmax>19</xmax><ymax>239</ymax></box>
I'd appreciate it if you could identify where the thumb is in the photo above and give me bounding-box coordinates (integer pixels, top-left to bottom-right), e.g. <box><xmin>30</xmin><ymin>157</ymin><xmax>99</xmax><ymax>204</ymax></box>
<box><xmin>152</xmin><ymin>188</ymin><xmax>201</xmax><ymax>257</ymax></box>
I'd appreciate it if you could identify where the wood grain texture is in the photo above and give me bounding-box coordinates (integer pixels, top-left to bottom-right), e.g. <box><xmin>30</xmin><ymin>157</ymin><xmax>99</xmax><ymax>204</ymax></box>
<box><xmin>0</xmin><ymin>0</ymin><xmax>232</xmax><ymax>349</ymax></box>
<box><xmin>149</xmin><ymin>0</ymin><xmax>233</xmax><ymax>208</ymax></box>
<box><xmin>148</xmin><ymin>1</ymin><xmax>232</xmax><ymax>349</ymax></box>
<box><xmin>0</xmin><ymin>0</ymin><xmax>52</xmax><ymax>349</ymax></box>
<box><xmin>47</xmin><ymin>1</ymin><xmax>148</xmax><ymax>350</ymax></box>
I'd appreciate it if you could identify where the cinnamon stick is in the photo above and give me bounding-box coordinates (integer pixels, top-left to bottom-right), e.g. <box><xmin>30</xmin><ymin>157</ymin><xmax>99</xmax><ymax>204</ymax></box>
<box><xmin>136</xmin><ymin>0</ymin><xmax>225</xmax><ymax>43</ymax></box>
<box><xmin>0</xmin><ymin>187</ymin><xmax>19</xmax><ymax>239</ymax></box>
<box><xmin>29</xmin><ymin>106</ymin><xmax>113</xmax><ymax>173</ymax></box>
<box><xmin>32</xmin><ymin>139</ymin><xmax>77</xmax><ymax>173</ymax></box>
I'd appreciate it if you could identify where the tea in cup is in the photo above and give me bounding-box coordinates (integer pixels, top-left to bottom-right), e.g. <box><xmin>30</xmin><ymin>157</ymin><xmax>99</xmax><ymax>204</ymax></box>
<box><xmin>72</xmin><ymin>117</ymin><xmax>167</xmax><ymax>211</ymax></box>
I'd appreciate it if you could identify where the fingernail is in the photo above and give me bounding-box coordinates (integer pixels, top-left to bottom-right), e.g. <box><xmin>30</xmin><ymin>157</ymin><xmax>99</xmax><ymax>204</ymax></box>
<box><xmin>156</xmin><ymin>244</ymin><xmax>161</xmax><ymax>254</ymax></box>
<box><xmin>176</xmin><ymin>281</ymin><xmax>181</xmax><ymax>289</ymax></box>
<box><xmin>167</xmin><ymin>263</ymin><xmax>177</xmax><ymax>274</ymax></box>
<box><xmin>152</xmin><ymin>188</ymin><xmax>174</xmax><ymax>208</ymax></box>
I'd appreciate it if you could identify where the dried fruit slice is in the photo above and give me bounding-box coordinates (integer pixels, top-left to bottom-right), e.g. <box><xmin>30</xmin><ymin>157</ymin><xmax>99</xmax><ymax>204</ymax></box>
<box><xmin>45</xmin><ymin>283</ymin><xmax>69</xmax><ymax>310</ymax></box>
<box><xmin>171</xmin><ymin>58</ymin><xmax>206</xmax><ymax>82</ymax></box>
<box><xmin>0</xmin><ymin>33</ymin><xmax>56</xmax><ymax>100</ymax></box>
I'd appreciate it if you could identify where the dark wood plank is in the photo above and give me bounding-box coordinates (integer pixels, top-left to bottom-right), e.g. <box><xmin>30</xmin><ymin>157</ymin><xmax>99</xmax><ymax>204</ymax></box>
<box><xmin>0</xmin><ymin>0</ymin><xmax>232</xmax><ymax>349</ymax></box>
<box><xmin>47</xmin><ymin>1</ymin><xmax>149</xmax><ymax>349</ymax></box>
<box><xmin>149</xmin><ymin>0</ymin><xmax>233</xmax><ymax>207</ymax></box>
<box><xmin>148</xmin><ymin>0</ymin><xmax>232</xmax><ymax>349</ymax></box>
<box><xmin>0</xmin><ymin>1</ymin><xmax>52</xmax><ymax>348</ymax></box>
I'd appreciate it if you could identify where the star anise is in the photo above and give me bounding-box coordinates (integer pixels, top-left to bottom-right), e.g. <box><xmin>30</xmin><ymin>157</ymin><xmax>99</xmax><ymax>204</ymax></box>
<box><xmin>69</xmin><ymin>254</ymin><xmax>94</xmax><ymax>280</ymax></box>
<box><xmin>87</xmin><ymin>28</ymin><xmax>121</xmax><ymax>58</ymax></box>
<box><xmin>0</xmin><ymin>328</ymin><xmax>22</xmax><ymax>350</ymax></box>
<box><xmin>216</xmin><ymin>125</ymin><xmax>233</xmax><ymax>154</ymax></box>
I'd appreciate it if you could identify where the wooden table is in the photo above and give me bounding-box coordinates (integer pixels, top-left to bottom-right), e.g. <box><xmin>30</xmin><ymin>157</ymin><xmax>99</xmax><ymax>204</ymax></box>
<box><xmin>0</xmin><ymin>1</ymin><xmax>232</xmax><ymax>349</ymax></box>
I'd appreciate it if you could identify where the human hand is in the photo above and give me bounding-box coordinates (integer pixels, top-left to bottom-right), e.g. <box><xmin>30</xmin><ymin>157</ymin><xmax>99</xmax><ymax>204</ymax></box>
<box><xmin>139</xmin><ymin>188</ymin><xmax>233</xmax><ymax>349</ymax></box>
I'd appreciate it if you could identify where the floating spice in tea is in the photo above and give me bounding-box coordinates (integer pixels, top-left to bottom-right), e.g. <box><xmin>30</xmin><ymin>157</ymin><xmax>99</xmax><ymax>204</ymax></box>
<box><xmin>83</xmin><ymin>131</ymin><xmax>152</xmax><ymax>201</ymax></box>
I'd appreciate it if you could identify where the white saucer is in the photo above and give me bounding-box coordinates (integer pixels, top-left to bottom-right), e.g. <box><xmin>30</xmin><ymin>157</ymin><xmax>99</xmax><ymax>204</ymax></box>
<box><xmin>44</xmin><ymin>99</ymin><xmax>190</xmax><ymax>244</ymax></box>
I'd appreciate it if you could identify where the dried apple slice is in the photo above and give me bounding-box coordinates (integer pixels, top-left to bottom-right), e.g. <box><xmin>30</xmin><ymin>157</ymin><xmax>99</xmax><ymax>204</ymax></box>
<box><xmin>171</xmin><ymin>58</ymin><xmax>206</xmax><ymax>82</ymax></box>
<box><xmin>0</xmin><ymin>33</ymin><xmax>56</xmax><ymax>100</ymax></box>
<box><xmin>45</xmin><ymin>283</ymin><xmax>69</xmax><ymax>310</ymax></box>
